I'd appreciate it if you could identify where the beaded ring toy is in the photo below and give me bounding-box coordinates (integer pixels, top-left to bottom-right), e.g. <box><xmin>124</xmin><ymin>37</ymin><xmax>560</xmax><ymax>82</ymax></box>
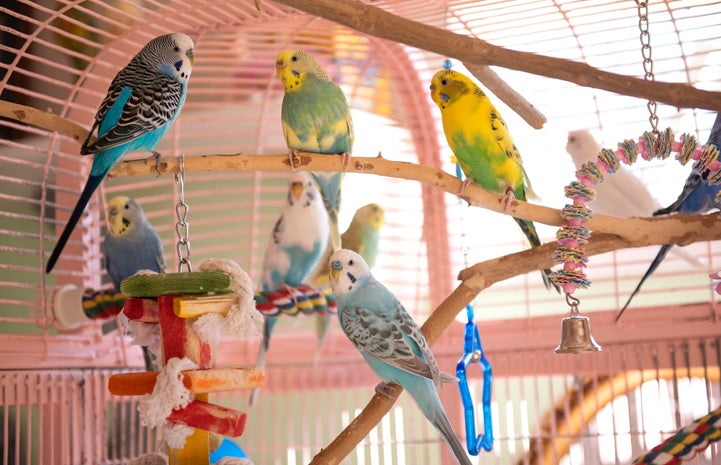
<box><xmin>549</xmin><ymin>128</ymin><xmax>720</xmax><ymax>306</ymax></box>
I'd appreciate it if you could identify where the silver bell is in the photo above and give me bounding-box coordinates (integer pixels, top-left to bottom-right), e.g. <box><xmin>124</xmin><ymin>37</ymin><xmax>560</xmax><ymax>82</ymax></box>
<box><xmin>555</xmin><ymin>294</ymin><xmax>602</xmax><ymax>354</ymax></box>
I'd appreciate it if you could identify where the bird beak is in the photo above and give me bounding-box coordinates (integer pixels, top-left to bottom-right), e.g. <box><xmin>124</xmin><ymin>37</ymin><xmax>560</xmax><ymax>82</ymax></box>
<box><xmin>291</xmin><ymin>181</ymin><xmax>303</xmax><ymax>199</ymax></box>
<box><xmin>108</xmin><ymin>206</ymin><xmax>118</xmax><ymax>218</ymax></box>
<box><xmin>330</xmin><ymin>260</ymin><xmax>342</xmax><ymax>282</ymax></box>
<box><xmin>187</xmin><ymin>49</ymin><xmax>195</xmax><ymax>67</ymax></box>
<box><xmin>275</xmin><ymin>58</ymin><xmax>286</xmax><ymax>79</ymax></box>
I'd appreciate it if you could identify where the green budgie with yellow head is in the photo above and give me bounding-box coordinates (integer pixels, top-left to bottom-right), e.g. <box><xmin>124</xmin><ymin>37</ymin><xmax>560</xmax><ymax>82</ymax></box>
<box><xmin>275</xmin><ymin>48</ymin><xmax>354</xmax><ymax>253</ymax></box>
<box><xmin>430</xmin><ymin>69</ymin><xmax>558</xmax><ymax>292</ymax></box>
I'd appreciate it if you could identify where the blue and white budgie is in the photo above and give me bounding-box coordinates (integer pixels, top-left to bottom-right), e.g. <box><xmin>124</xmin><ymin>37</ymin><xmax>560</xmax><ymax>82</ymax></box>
<box><xmin>275</xmin><ymin>48</ymin><xmax>354</xmax><ymax>253</ymax></box>
<box><xmin>617</xmin><ymin>114</ymin><xmax>721</xmax><ymax>320</ymax></box>
<box><xmin>250</xmin><ymin>173</ymin><xmax>330</xmax><ymax>405</ymax></box>
<box><xmin>102</xmin><ymin>195</ymin><xmax>165</xmax><ymax>370</ymax></box>
<box><xmin>329</xmin><ymin>249</ymin><xmax>472</xmax><ymax>465</ymax></box>
<box><xmin>46</xmin><ymin>32</ymin><xmax>195</xmax><ymax>273</ymax></box>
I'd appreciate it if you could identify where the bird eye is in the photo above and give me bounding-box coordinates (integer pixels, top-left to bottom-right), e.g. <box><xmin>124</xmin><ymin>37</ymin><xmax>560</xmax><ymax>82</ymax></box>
<box><xmin>174</xmin><ymin>46</ymin><xmax>180</xmax><ymax>52</ymax></box>
<box><xmin>291</xmin><ymin>55</ymin><xmax>298</xmax><ymax>62</ymax></box>
<box><xmin>348</xmin><ymin>259</ymin><xmax>354</xmax><ymax>266</ymax></box>
<box><xmin>124</xmin><ymin>203</ymin><xmax>130</xmax><ymax>209</ymax></box>
<box><xmin>441</xmin><ymin>79</ymin><xmax>447</xmax><ymax>85</ymax></box>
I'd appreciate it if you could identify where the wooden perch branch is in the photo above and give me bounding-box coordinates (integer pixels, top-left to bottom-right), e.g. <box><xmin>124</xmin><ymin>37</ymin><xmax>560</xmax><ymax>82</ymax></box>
<box><xmin>110</xmin><ymin>152</ymin><xmax>721</xmax><ymax>246</ymax></box>
<box><xmin>308</xmin><ymin>227</ymin><xmax>720</xmax><ymax>464</ymax></box>
<box><xmin>4</xmin><ymin>98</ymin><xmax>715</xmax><ymax>246</ymax></box>
<box><xmin>463</xmin><ymin>62</ymin><xmax>547</xmax><ymax>129</ymax></box>
<box><xmin>0</xmin><ymin>100</ymin><xmax>91</xmax><ymax>145</ymax></box>
<box><xmin>272</xmin><ymin>0</ymin><xmax>721</xmax><ymax>112</ymax></box>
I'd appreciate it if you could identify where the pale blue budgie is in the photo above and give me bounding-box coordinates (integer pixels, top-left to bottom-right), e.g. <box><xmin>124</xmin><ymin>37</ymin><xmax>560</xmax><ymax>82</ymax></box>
<box><xmin>311</xmin><ymin>203</ymin><xmax>385</xmax><ymax>359</ymax></box>
<box><xmin>46</xmin><ymin>32</ymin><xmax>195</xmax><ymax>273</ymax></box>
<box><xmin>250</xmin><ymin>173</ymin><xmax>330</xmax><ymax>405</ymax></box>
<box><xmin>275</xmin><ymin>48</ymin><xmax>354</xmax><ymax>253</ymax></box>
<box><xmin>101</xmin><ymin>195</ymin><xmax>165</xmax><ymax>371</ymax></box>
<box><xmin>617</xmin><ymin>113</ymin><xmax>721</xmax><ymax>320</ymax></box>
<box><xmin>329</xmin><ymin>249</ymin><xmax>472</xmax><ymax>465</ymax></box>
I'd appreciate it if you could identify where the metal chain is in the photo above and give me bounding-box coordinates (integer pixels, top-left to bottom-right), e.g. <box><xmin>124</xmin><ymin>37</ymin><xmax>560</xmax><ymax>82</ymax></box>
<box><xmin>637</xmin><ymin>0</ymin><xmax>659</xmax><ymax>134</ymax></box>
<box><xmin>174</xmin><ymin>154</ymin><xmax>191</xmax><ymax>272</ymax></box>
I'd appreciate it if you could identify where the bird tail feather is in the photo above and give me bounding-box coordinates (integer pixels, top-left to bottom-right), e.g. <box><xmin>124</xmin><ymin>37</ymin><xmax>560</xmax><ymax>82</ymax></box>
<box><xmin>249</xmin><ymin>316</ymin><xmax>277</xmax><ymax>406</ymax></box>
<box><xmin>405</xmin><ymin>380</ymin><xmax>473</xmax><ymax>465</ymax></box>
<box><xmin>616</xmin><ymin>244</ymin><xmax>674</xmax><ymax>321</ymax></box>
<box><xmin>46</xmin><ymin>174</ymin><xmax>105</xmax><ymax>273</ymax></box>
<box><xmin>513</xmin><ymin>218</ymin><xmax>561</xmax><ymax>293</ymax></box>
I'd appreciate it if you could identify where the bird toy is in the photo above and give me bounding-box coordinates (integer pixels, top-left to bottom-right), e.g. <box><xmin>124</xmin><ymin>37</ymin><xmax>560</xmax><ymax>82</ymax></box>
<box><xmin>550</xmin><ymin>126</ymin><xmax>721</xmax><ymax>335</ymax></box>
<box><xmin>455</xmin><ymin>304</ymin><xmax>494</xmax><ymax>454</ymax></box>
<box><xmin>632</xmin><ymin>405</ymin><xmax>721</xmax><ymax>465</ymax></box>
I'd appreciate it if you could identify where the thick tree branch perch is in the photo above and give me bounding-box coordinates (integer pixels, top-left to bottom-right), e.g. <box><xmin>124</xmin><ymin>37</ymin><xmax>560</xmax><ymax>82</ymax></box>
<box><xmin>0</xmin><ymin>100</ymin><xmax>91</xmax><ymax>145</ymax></box>
<box><xmin>3</xmin><ymin>99</ymin><xmax>712</xmax><ymax>246</ymax></box>
<box><xmin>463</xmin><ymin>62</ymin><xmax>547</xmax><ymax>129</ymax></box>
<box><xmin>272</xmin><ymin>0</ymin><xmax>721</xmax><ymax>112</ymax></box>
<box><xmin>308</xmin><ymin>228</ymin><xmax>720</xmax><ymax>464</ymax></box>
<box><xmin>110</xmin><ymin>152</ymin><xmax>721</xmax><ymax>245</ymax></box>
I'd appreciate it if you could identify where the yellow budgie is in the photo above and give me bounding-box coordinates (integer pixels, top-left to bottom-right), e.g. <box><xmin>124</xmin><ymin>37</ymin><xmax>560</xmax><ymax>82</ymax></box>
<box><xmin>430</xmin><ymin>69</ymin><xmax>558</xmax><ymax>292</ymax></box>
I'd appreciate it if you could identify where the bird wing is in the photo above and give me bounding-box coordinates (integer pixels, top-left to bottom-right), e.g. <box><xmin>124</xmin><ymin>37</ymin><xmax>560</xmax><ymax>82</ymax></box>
<box><xmin>340</xmin><ymin>288</ymin><xmax>442</xmax><ymax>386</ymax></box>
<box><xmin>82</xmin><ymin>74</ymin><xmax>183</xmax><ymax>155</ymax></box>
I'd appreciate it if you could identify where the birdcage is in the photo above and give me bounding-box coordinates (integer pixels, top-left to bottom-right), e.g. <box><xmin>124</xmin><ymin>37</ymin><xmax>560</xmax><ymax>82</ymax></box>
<box><xmin>2</xmin><ymin>0</ymin><xmax>721</xmax><ymax>464</ymax></box>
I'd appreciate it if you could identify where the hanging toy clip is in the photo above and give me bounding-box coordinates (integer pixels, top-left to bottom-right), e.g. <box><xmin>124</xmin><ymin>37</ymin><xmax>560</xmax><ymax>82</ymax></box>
<box><xmin>455</xmin><ymin>304</ymin><xmax>494</xmax><ymax>455</ymax></box>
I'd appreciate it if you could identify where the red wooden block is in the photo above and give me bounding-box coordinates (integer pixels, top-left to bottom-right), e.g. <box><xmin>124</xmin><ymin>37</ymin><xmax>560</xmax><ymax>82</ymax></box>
<box><xmin>123</xmin><ymin>298</ymin><xmax>160</xmax><ymax>322</ymax></box>
<box><xmin>167</xmin><ymin>400</ymin><xmax>247</xmax><ymax>437</ymax></box>
<box><xmin>157</xmin><ymin>295</ymin><xmax>214</xmax><ymax>368</ymax></box>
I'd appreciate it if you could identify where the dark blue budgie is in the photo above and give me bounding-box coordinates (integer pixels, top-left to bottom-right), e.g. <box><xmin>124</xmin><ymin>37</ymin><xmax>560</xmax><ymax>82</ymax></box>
<box><xmin>46</xmin><ymin>32</ymin><xmax>194</xmax><ymax>273</ymax></box>
<box><xmin>617</xmin><ymin>114</ymin><xmax>721</xmax><ymax>320</ymax></box>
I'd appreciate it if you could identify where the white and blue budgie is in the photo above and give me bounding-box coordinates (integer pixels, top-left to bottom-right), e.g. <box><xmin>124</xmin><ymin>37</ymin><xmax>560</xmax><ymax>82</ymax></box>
<box><xmin>250</xmin><ymin>172</ymin><xmax>330</xmax><ymax>405</ymax></box>
<box><xmin>101</xmin><ymin>195</ymin><xmax>165</xmax><ymax>370</ymax></box>
<box><xmin>46</xmin><ymin>32</ymin><xmax>194</xmax><ymax>273</ymax></box>
<box><xmin>329</xmin><ymin>249</ymin><xmax>472</xmax><ymax>465</ymax></box>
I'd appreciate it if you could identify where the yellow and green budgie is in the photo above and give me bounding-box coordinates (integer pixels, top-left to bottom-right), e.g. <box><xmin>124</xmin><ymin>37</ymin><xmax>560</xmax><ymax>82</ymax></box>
<box><xmin>430</xmin><ymin>69</ymin><xmax>558</xmax><ymax>292</ymax></box>
<box><xmin>275</xmin><ymin>48</ymin><xmax>354</xmax><ymax>253</ymax></box>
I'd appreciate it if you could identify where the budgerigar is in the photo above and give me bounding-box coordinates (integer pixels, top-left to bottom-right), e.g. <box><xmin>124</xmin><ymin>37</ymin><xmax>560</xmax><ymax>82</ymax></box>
<box><xmin>275</xmin><ymin>48</ymin><xmax>353</xmax><ymax>253</ymax></box>
<box><xmin>617</xmin><ymin>114</ymin><xmax>721</xmax><ymax>320</ymax></box>
<box><xmin>102</xmin><ymin>196</ymin><xmax>165</xmax><ymax>288</ymax></box>
<box><xmin>329</xmin><ymin>249</ymin><xmax>472</xmax><ymax>465</ymax></box>
<box><xmin>311</xmin><ymin>203</ymin><xmax>384</xmax><ymax>357</ymax></box>
<box><xmin>46</xmin><ymin>32</ymin><xmax>195</xmax><ymax>273</ymax></box>
<box><xmin>101</xmin><ymin>195</ymin><xmax>165</xmax><ymax>370</ymax></box>
<box><xmin>566</xmin><ymin>129</ymin><xmax>705</xmax><ymax>271</ymax></box>
<box><xmin>250</xmin><ymin>173</ymin><xmax>330</xmax><ymax>405</ymax></box>
<box><xmin>430</xmin><ymin>69</ymin><xmax>558</xmax><ymax>292</ymax></box>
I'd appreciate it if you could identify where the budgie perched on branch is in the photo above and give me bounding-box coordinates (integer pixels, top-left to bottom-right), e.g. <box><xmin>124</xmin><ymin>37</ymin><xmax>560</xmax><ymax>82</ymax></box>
<box><xmin>249</xmin><ymin>173</ymin><xmax>329</xmax><ymax>406</ymax></box>
<box><xmin>101</xmin><ymin>195</ymin><xmax>165</xmax><ymax>370</ymax></box>
<box><xmin>429</xmin><ymin>68</ymin><xmax>558</xmax><ymax>292</ymax></box>
<box><xmin>275</xmin><ymin>48</ymin><xmax>354</xmax><ymax>253</ymax></box>
<box><xmin>616</xmin><ymin>113</ymin><xmax>721</xmax><ymax>320</ymax></box>
<box><xmin>46</xmin><ymin>32</ymin><xmax>195</xmax><ymax>273</ymax></box>
<box><xmin>329</xmin><ymin>249</ymin><xmax>472</xmax><ymax>465</ymax></box>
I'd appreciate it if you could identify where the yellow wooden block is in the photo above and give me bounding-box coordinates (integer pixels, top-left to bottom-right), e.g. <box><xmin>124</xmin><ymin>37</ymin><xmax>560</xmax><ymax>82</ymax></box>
<box><xmin>173</xmin><ymin>294</ymin><xmax>239</xmax><ymax>318</ymax></box>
